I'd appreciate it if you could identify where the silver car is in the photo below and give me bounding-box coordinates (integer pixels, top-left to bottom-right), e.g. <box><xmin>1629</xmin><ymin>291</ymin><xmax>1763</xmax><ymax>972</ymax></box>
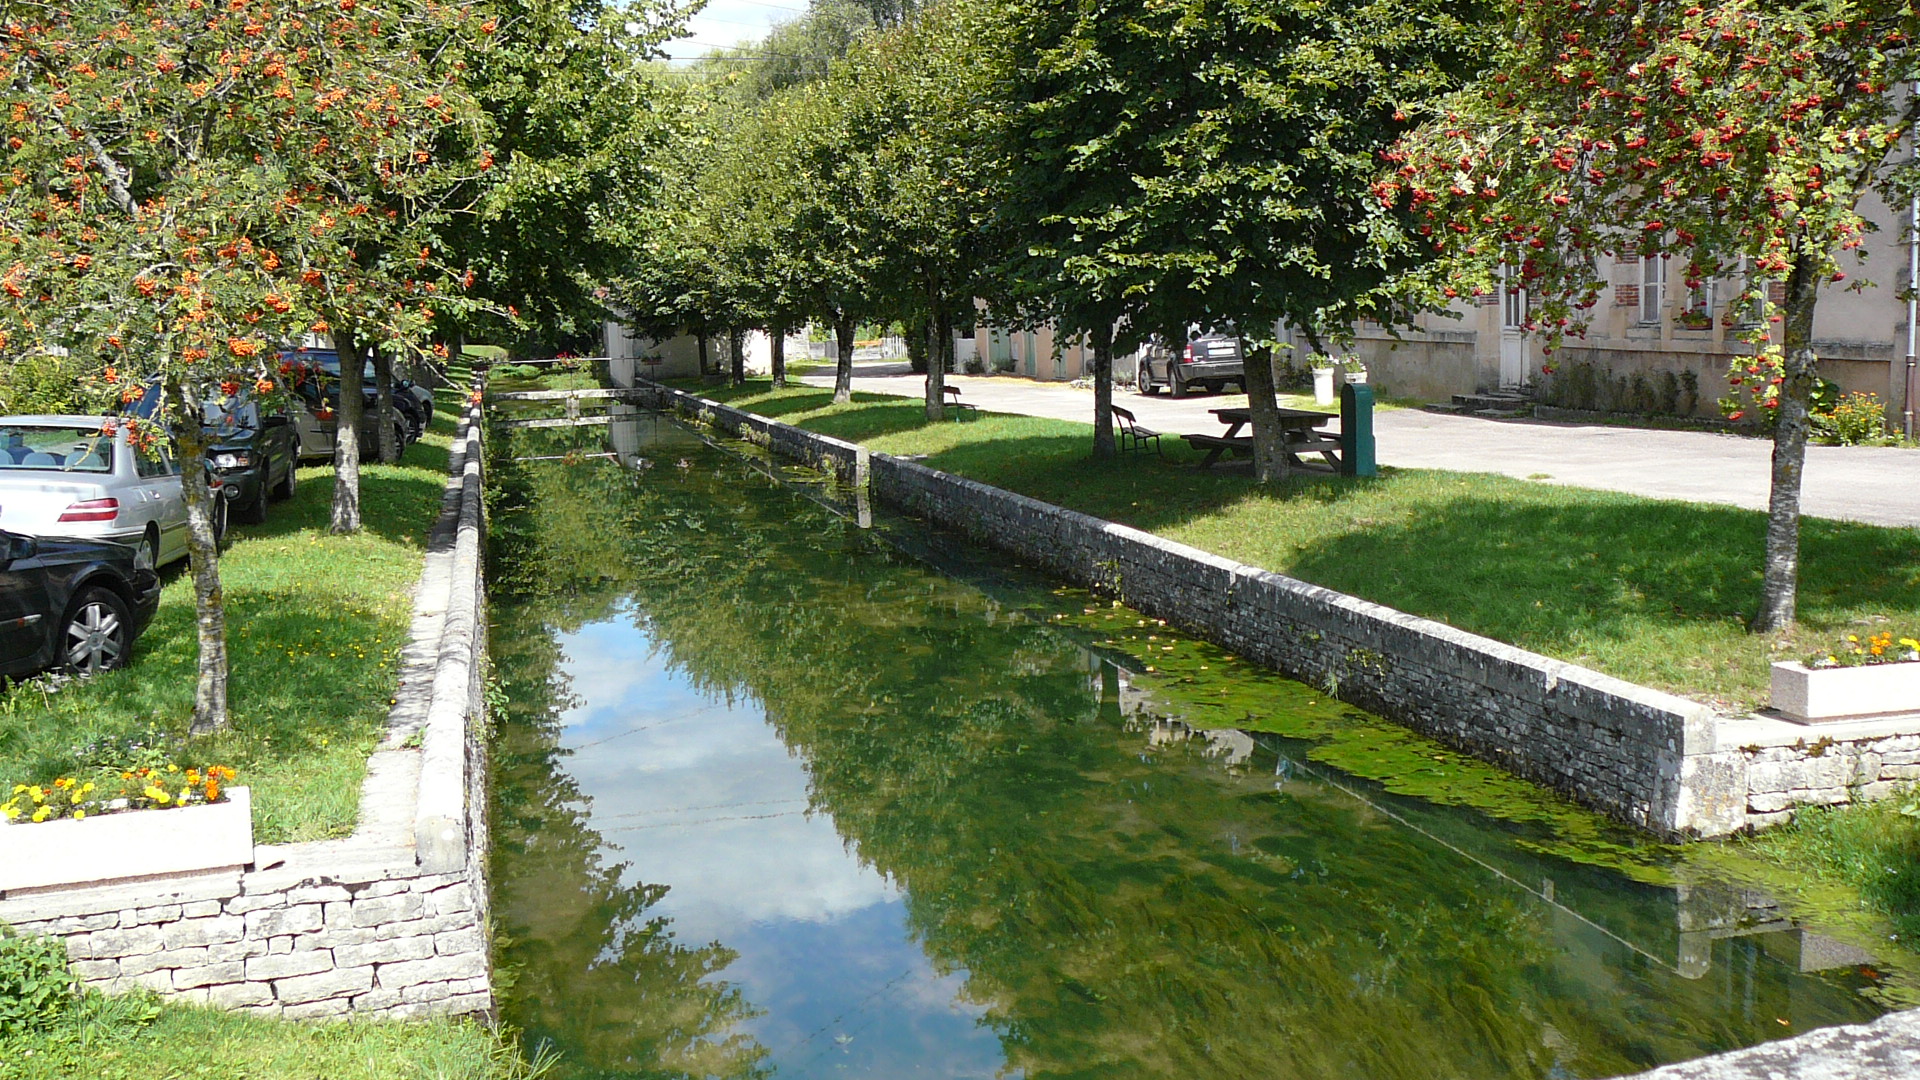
<box><xmin>0</xmin><ymin>415</ymin><xmax>226</xmax><ymax>568</ymax></box>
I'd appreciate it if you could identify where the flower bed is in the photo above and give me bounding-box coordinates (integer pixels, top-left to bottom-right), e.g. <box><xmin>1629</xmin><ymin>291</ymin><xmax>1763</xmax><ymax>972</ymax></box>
<box><xmin>0</xmin><ymin>786</ymin><xmax>253</xmax><ymax>895</ymax></box>
<box><xmin>1771</xmin><ymin>662</ymin><xmax>1920</xmax><ymax>724</ymax></box>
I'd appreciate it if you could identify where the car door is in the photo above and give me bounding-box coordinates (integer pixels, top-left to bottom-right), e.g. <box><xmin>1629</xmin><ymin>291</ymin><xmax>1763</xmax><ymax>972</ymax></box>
<box><xmin>0</xmin><ymin>531</ymin><xmax>51</xmax><ymax>670</ymax></box>
<box><xmin>145</xmin><ymin>445</ymin><xmax>189</xmax><ymax>564</ymax></box>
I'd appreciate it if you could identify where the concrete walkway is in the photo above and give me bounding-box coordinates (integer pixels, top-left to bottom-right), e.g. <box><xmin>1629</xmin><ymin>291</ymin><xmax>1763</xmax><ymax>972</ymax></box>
<box><xmin>802</xmin><ymin>364</ymin><xmax>1920</xmax><ymax>528</ymax></box>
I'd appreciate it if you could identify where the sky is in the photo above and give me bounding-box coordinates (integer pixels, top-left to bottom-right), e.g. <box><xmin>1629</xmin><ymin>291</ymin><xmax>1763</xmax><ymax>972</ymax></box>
<box><xmin>660</xmin><ymin>0</ymin><xmax>806</xmax><ymax>62</ymax></box>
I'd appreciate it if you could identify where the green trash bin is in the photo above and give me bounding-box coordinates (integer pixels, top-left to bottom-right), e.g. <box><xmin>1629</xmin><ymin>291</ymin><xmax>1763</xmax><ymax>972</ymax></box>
<box><xmin>1339</xmin><ymin>382</ymin><xmax>1377</xmax><ymax>478</ymax></box>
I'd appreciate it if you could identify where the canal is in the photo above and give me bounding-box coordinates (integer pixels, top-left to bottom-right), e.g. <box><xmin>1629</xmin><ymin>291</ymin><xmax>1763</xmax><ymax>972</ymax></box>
<box><xmin>487</xmin><ymin>408</ymin><xmax>1905</xmax><ymax>1080</ymax></box>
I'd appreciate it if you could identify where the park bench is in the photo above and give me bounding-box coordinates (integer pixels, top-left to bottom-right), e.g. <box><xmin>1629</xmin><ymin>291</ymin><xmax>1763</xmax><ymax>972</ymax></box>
<box><xmin>942</xmin><ymin>384</ymin><xmax>978</xmax><ymax>420</ymax></box>
<box><xmin>1112</xmin><ymin>405</ymin><xmax>1162</xmax><ymax>455</ymax></box>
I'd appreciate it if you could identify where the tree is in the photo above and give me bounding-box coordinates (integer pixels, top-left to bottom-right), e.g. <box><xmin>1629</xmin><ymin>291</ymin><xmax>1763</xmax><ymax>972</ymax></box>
<box><xmin>438</xmin><ymin>0</ymin><xmax>684</xmax><ymax>356</ymax></box>
<box><xmin>1</xmin><ymin>0</ymin><xmax>486</xmax><ymax>730</ymax></box>
<box><xmin>844</xmin><ymin>5</ymin><xmax>1008</xmax><ymax>421</ymax></box>
<box><xmin>1390</xmin><ymin>0</ymin><xmax>1920</xmax><ymax>629</ymax></box>
<box><xmin>993</xmin><ymin>0</ymin><xmax>1485</xmax><ymax>466</ymax></box>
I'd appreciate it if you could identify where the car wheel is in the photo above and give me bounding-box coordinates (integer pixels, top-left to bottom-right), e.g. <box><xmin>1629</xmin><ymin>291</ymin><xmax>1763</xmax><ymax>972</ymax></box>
<box><xmin>1138</xmin><ymin>367</ymin><xmax>1159</xmax><ymax>395</ymax></box>
<box><xmin>212</xmin><ymin>491</ymin><xmax>229</xmax><ymax>548</ymax></box>
<box><xmin>141</xmin><ymin>526</ymin><xmax>161</xmax><ymax>571</ymax></box>
<box><xmin>1170</xmin><ymin>370</ymin><xmax>1188</xmax><ymax>399</ymax></box>
<box><xmin>238</xmin><ymin>469</ymin><xmax>270</xmax><ymax>524</ymax></box>
<box><xmin>62</xmin><ymin>586</ymin><xmax>131</xmax><ymax>675</ymax></box>
<box><xmin>272</xmin><ymin>460</ymin><xmax>298</xmax><ymax>501</ymax></box>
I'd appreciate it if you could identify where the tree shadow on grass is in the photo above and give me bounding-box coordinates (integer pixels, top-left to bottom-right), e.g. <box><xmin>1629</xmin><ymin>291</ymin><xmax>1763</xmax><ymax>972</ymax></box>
<box><xmin>237</xmin><ymin>456</ymin><xmax>446</xmax><ymax>550</ymax></box>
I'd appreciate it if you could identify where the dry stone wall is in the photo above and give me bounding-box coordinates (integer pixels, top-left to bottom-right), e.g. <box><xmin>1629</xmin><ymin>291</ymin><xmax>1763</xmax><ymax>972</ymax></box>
<box><xmin>0</xmin><ymin>390</ymin><xmax>494</xmax><ymax>1020</ymax></box>
<box><xmin>634</xmin><ymin>378</ymin><xmax>1918</xmax><ymax>839</ymax></box>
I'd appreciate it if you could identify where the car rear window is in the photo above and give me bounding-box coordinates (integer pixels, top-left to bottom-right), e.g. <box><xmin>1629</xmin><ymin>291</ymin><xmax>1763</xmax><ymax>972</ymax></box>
<box><xmin>0</xmin><ymin>425</ymin><xmax>115</xmax><ymax>472</ymax></box>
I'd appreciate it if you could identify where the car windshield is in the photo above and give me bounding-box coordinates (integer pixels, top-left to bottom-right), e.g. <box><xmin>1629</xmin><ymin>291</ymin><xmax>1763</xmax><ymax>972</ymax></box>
<box><xmin>203</xmin><ymin>394</ymin><xmax>260</xmax><ymax>435</ymax></box>
<box><xmin>0</xmin><ymin>425</ymin><xmax>115</xmax><ymax>472</ymax></box>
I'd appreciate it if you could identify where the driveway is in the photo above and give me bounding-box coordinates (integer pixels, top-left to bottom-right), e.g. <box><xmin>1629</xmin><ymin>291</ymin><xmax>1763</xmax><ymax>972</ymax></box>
<box><xmin>800</xmin><ymin>364</ymin><xmax>1920</xmax><ymax>528</ymax></box>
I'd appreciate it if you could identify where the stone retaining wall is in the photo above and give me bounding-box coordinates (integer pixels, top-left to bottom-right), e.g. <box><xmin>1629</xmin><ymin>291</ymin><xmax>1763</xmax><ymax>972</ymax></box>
<box><xmin>633</xmin><ymin>378</ymin><xmax>1920</xmax><ymax>839</ymax></box>
<box><xmin>0</xmin><ymin>387</ymin><xmax>495</xmax><ymax>1020</ymax></box>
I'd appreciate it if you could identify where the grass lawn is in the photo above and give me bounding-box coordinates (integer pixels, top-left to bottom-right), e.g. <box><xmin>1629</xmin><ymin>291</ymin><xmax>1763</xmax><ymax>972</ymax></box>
<box><xmin>672</xmin><ymin>380</ymin><xmax>1919</xmax><ymax>713</ymax></box>
<box><xmin>0</xmin><ymin>375</ymin><xmax>469</xmax><ymax>844</ymax></box>
<box><xmin>0</xmin><ymin>996</ymin><xmax>537</xmax><ymax>1079</ymax></box>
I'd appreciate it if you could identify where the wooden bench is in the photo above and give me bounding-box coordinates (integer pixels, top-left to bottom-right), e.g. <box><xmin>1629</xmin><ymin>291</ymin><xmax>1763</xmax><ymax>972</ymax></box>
<box><xmin>942</xmin><ymin>384</ymin><xmax>977</xmax><ymax>420</ymax></box>
<box><xmin>1112</xmin><ymin>405</ymin><xmax>1161</xmax><ymax>455</ymax></box>
<box><xmin>1181</xmin><ymin>433</ymin><xmax>1254</xmax><ymax>468</ymax></box>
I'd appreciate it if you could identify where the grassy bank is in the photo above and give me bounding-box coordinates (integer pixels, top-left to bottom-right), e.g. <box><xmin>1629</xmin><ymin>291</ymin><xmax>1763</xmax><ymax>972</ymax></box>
<box><xmin>0</xmin><ymin>994</ymin><xmax>536</xmax><ymax>1079</ymax></box>
<box><xmin>0</xmin><ymin>378</ymin><xmax>468</xmax><ymax>845</ymax></box>
<box><xmin>672</xmin><ymin>380</ymin><xmax>1919</xmax><ymax>714</ymax></box>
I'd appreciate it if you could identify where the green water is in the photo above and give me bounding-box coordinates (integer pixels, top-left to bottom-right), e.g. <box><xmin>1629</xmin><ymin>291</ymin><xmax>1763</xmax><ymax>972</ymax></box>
<box><xmin>487</xmin><ymin>409</ymin><xmax>1904</xmax><ymax>1080</ymax></box>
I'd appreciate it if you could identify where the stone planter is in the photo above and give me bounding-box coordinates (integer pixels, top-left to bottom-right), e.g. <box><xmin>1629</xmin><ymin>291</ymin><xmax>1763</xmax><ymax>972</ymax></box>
<box><xmin>1771</xmin><ymin>662</ymin><xmax>1920</xmax><ymax>723</ymax></box>
<box><xmin>0</xmin><ymin>787</ymin><xmax>252</xmax><ymax>895</ymax></box>
<box><xmin>1344</xmin><ymin>371</ymin><xmax>1369</xmax><ymax>385</ymax></box>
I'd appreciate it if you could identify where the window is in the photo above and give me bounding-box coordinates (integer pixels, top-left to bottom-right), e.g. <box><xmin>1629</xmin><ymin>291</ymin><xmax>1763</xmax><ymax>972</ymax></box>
<box><xmin>1731</xmin><ymin>257</ymin><xmax>1767</xmax><ymax>328</ymax></box>
<box><xmin>1638</xmin><ymin>256</ymin><xmax>1666</xmax><ymax>325</ymax></box>
<box><xmin>1499</xmin><ymin>264</ymin><xmax>1528</xmax><ymax>330</ymax></box>
<box><xmin>0</xmin><ymin>425</ymin><xmax>116</xmax><ymax>473</ymax></box>
<box><xmin>1681</xmin><ymin>276</ymin><xmax>1714</xmax><ymax>330</ymax></box>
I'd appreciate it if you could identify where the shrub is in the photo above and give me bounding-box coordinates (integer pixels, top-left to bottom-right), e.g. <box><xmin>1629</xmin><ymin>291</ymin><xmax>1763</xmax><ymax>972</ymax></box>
<box><xmin>0</xmin><ymin>928</ymin><xmax>78</xmax><ymax>1039</ymax></box>
<box><xmin>1827</xmin><ymin>391</ymin><xmax>1887</xmax><ymax>445</ymax></box>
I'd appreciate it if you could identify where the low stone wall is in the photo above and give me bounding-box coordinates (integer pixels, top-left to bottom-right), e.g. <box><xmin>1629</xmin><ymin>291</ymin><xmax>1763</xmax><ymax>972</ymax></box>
<box><xmin>630</xmin><ymin>378</ymin><xmax>1916</xmax><ymax>839</ymax></box>
<box><xmin>0</xmin><ymin>388</ymin><xmax>495</xmax><ymax>1020</ymax></box>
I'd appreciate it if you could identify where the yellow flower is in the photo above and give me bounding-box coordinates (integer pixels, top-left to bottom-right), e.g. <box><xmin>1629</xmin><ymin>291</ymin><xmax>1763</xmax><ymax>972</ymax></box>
<box><xmin>31</xmin><ymin>806</ymin><xmax>50</xmax><ymax>823</ymax></box>
<box><xmin>72</xmin><ymin>810</ymin><xmax>85</xmax><ymax>821</ymax></box>
<box><xmin>29</xmin><ymin>786</ymin><xmax>44</xmax><ymax>803</ymax></box>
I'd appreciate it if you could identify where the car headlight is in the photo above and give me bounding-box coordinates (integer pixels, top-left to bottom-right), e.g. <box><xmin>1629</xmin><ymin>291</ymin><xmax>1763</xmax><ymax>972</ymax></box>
<box><xmin>211</xmin><ymin>452</ymin><xmax>251</xmax><ymax>469</ymax></box>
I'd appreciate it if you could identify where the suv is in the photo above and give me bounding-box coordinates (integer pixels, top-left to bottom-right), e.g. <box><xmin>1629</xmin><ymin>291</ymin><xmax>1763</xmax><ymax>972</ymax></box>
<box><xmin>128</xmin><ymin>382</ymin><xmax>298</xmax><ymax>525</ymax></box>
<box><xmin>1137</xmin><ymin>333</ymin><xmax>1245</xmax><ymax>398</ymax></box>
<box><xmin>280</xmin><ymin>349</ymin><xmax>422</xmax><ymax>461</ymax></box>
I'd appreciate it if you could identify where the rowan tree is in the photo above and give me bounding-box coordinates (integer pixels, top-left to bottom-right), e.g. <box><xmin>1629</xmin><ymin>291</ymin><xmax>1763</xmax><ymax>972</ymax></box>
<box><xmin>1</xmin><ymin>0</ymin><xmax>489</xmax><ymax>731</ymax></box>
<box><xmin>1390</xmin><ymin>0</ymin><xmax>1920</xmax><ymax>630</ymax></box>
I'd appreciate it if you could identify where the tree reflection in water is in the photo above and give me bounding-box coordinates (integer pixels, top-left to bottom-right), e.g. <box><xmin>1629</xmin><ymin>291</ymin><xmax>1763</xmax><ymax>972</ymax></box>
<box><xmin>487</xmin><ymin>418</ymin><xmax>1891</xmax><ymax>1080</ymax></box>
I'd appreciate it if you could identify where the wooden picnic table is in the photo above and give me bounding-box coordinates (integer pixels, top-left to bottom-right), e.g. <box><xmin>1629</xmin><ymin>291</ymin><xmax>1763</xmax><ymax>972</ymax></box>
<box><xmin>1183</xmin><ymin>406</ymin><xmax>1342</xmax><ymax>469</ymax></box>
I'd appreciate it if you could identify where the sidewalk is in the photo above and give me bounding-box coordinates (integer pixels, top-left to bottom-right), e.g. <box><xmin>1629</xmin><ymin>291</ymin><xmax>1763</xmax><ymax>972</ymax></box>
<box><xmin>800</xmin><ymin>364</ymin><xmax>1920</xmax><ymax>528</ymax></box>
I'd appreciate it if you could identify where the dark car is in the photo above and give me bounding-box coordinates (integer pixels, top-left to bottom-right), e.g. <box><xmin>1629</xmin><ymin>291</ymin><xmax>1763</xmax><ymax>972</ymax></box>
<box><xmin>201</xmin><ymin>393</ymin><xmax>299</xmax><ymax>524</ymax></box>
<box><xmin>1137</xmin><ymin>333</ymin><xmax>1245</xmax><ymax>398</ymax></box>
<box><xmin>127</xmin><ymin>383</ymin><xmax>298</xmax><ymax>525</ymax></box>
<box><xmin>0</xmin><ymin>528</ymin><xmax>161</xmax><ymax>676</ymax></box>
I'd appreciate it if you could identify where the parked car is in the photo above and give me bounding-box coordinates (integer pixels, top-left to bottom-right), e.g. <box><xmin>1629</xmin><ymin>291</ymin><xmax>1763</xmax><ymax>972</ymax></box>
<box><xmin>0</xmin><ymin>416</ymin><xmax>227</xmax><ymax>568</ymax></box>
<box><xmin>127</xmin><ymin>383</ymin><xmax>299</xmax><ymax>525</ymax></box>
<box><xmin>282</xmin><ymin>349</ymin><xmax>431</xmax><ymax>444</ymax></box>
<box><xmin>0</xmin><ymin>528</ymin><xmax>161</xmax><ymax>675</ymax></box>
<box><xmin>1137</xmin><ymin>333</ymin><xmax>1245</xmax><ymax>398</ymax></box>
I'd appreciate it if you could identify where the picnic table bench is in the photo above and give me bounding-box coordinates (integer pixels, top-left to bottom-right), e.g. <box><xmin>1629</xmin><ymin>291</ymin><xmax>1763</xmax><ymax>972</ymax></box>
<box><xmin>1185</xmin><ymin>406</ymin><xmax>1341</xmax><ymax>470</ymax></box>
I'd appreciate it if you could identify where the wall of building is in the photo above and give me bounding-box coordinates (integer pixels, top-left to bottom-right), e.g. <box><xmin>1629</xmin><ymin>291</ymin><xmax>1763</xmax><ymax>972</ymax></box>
<box><xmin>0</xmin><ymin>394</ymin><xmax>496</xmax><ymax>1020</ymax></box>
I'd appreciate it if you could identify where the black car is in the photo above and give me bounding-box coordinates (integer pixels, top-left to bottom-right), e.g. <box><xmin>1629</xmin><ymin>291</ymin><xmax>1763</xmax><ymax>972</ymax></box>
<box><xmin>127</xmin><ymin>383</ymin><xmax>299</xmax><ymax>525</ymax></box>
<box><xmin>202</xmin><ymin>393</ymin><xmax>300</xmax><ymax>524</ymax></box>
<box><xmin>0</xmin><ymin>529</ymin><xmax>161</xmax><ymax>676</ymax></box>
<box><xmin>1138</xmin><ymin>333</ymin><xmax>1245</xmax><ymax>398</ymax></box>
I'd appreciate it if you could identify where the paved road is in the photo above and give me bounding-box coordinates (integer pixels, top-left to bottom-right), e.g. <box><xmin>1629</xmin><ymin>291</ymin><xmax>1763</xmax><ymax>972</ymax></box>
<box><xmin>800</xmin><ymin>364</ymin><xmax>1920</xmax><ymax>527</ymax></box>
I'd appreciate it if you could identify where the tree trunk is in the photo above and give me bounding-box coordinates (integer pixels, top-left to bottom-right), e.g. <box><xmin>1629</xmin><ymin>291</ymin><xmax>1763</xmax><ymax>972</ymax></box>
<box><xmin>925</xmin><ymin>297</ymin><xmax>947</xmax><ymax>422</ymax></box>
<box><xmin>1091</xmin><ymin>323</ymin><xmax>1116</xmax><ymax>459</ymax></box>
<box><xmin>833</xmin><ymin>315</ymin><xmax>855</xmax><ymax>404</ymax></box>
<box><xmin>1243</xmin><ymin>342</ymin><xmax>1289</xmax><ymax>483</ymax></box>
<box><xmin>372</xmin><ymin>347</ymin><xmax>398</xmax><ymax>464</ymax></box>
<box><xmin>1755</xmin><ymin>255</ymin><xmax>1820</xmax><ymax>632</ymax></box>
<box><xmin>770</xmin><ymin>324</ymin><xmax>787</xmax><ymax>388</ymax></box>
<box><xmin>168</xmin><ymin>379</ymin><xmax>230</xmax><ymax>735</ymax></box>
<box><xmin>696</xmin><ymin>333</ymin><xmax>711</xmax><ymax>382</ymax></box>
<box><xmin>729</xmin><ymin>327</ymin><xmax>746</xmax><ymax>386</ymax></box>
<box><xmin>331</xmin><ymin>330</ymin><xmax>364</xmax><ymax>534</ymax></box>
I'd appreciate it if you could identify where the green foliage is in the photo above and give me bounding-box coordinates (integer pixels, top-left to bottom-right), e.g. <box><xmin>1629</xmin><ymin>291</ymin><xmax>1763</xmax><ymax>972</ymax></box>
<box><xmin>1826</xmin><ymin>391</ymin><xmax>1890</xmax><ymax>445</ymax></box>
<box><xmin>1750</xmin><ymin>793</ymin><xmax>1920</xmax><ymax>938</ymax></box>
<box><xmin>0</xmin><ymin>354</ymin><xmax>93</xmax><ymax>416</ymax></box>
<box><xmin>0</xmin><ymin>929</ymin><xmax>77</xmax><ymax>1039</ymax></box>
